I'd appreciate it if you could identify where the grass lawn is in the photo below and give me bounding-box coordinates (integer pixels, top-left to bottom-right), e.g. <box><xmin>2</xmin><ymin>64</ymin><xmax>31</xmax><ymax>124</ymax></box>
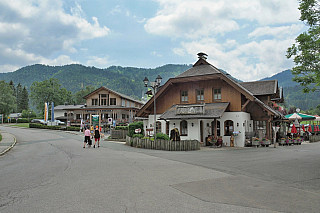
<box><xmin>9</xmin><ymin>123</ymin><xmax>29</xmax><ymax>128</ymax></box>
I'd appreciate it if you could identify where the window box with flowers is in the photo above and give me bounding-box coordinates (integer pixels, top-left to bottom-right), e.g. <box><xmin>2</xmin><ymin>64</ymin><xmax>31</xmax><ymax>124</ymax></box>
<box><xmin>252</xmin><ymin>138</ymin><xmax>260</xmax><ymax>147</ymax></box>
<box><xmin>261</xmin><ymin>138</ymin><xmax>270</xmax><ymax>147</ymax></box>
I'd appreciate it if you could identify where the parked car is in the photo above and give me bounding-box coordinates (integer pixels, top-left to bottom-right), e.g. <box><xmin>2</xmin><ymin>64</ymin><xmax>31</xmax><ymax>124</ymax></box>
<box><xmin>55</xmin><ymin>120</ymin><xmax>65</xmax><ymax>125</ymax></box>
<box><xmin>30</xmin><ymin>119</ymin><xmax>46</xmax><ymax>124</ymax></box>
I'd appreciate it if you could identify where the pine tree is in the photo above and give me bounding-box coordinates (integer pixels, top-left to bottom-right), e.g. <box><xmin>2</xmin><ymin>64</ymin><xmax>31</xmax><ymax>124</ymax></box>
<box><xmin>20</xmin><ymin>86</ymin><xmax>29</xmax><ymax>111</ymax></box>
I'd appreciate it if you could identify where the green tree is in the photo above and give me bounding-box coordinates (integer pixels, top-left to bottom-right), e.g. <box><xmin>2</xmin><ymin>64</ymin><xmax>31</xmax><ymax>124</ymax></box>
<box><xmin>20</xmin><ymin>86</ymin><xmax>29</xmax><ymax>111</ymax></box>
<box><xmin>0</xmin><ymin>80</ymin><xmax>16</xmax><ymax>116</ymax></box>
<box><xmin>30</xmin><ymin>78</ymin><xmax>73</xmax><ymax>114</ymax></box>
<box><xmin>21</xmin><ymin>109</ymin><xmax>37</xmax><ymax>118</ymax></box>
<box><xmin>16</xmin><ymin>83</ymin><xmax>23</xmax><ymax>112</ymax></box>
<box><xmin>73</xmin><ymin>85</ymin><xmax>96</xmax><ymax>104</ymax></box>
<box><xmin>286</xmin><ymin>0</ymin><xmax>320</xmax><ymax>93</ymax></box>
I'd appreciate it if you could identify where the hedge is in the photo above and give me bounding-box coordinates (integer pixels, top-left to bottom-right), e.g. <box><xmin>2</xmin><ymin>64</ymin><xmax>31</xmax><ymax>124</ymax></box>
<box><xmin>29</xmin><ymin>123</ymin><xmax>80</xmax><ymax>131</ymax></box>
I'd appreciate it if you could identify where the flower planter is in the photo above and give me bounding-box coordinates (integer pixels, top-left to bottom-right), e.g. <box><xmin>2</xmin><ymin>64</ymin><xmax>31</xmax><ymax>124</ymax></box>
<box><xmin>252</xmin><ymin>140</ymin><xmax>260</xmax><ymax>147</ymax></box>
<box><xmin>293</xmin><ymin>139</ymin><xmax>302</xmax><ymax>145</ymax></box>
<box><xmin>280</xmin><ymin>139</ymin><xmax>286</xmax><ymax>146</ymax></box>
<box><xmin>261</xmin><ymin>140</ymin><xmax>271</xmax><ymax>147</ymax></box>
<box><xmin>288</xmin><ymin>139</ymin><xmax>293</xmax><ymax>145</ymax></box>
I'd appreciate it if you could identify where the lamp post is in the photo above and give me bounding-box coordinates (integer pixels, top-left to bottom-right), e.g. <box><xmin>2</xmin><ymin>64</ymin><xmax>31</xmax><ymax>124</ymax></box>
<box><xmin>143</xmin><ymin>75</ymin><xmax>162</xmax><ymax>141</ymax></box>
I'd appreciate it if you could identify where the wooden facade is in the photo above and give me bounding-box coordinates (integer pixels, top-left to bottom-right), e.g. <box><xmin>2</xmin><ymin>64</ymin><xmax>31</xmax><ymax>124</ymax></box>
<box><xmin>136</xmin><ymin>53</ymin><xmax>284</xmax><ymax>146</ymax></box>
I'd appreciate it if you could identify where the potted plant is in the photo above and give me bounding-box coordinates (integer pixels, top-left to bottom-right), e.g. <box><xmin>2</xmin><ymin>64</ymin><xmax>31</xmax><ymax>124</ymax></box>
<box><xmin>261</xmin><ymin>138</ymin><xmax>271</xmax><ymax>147</ymax></box>
<box><xmin>252</xmin><ymin>137</ymin><xmax>260</xmax><ymax>147</ymax></box>
<box><xmin>288</xmin><ymin>137</ymin><xmax>293</xmax><ymax>145</ymax></box>
<box><xmin>280</xmin><ymin>138</ymin><xmax>286</xmax><ymax>146</ymax></box>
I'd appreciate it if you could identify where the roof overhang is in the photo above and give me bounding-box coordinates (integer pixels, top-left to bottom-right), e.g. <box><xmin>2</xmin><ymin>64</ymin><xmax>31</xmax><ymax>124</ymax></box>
<box><xmin>159</xmin><ymin>102</ymin><xmax>230</xmax><ymax>120</ymax></box>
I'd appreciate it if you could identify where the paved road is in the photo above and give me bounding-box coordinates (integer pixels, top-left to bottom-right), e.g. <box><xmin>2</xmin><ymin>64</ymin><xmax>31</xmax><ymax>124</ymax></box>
<box><xmin>0</xmin><ymin>126</ymin><xmax>320</xmax><ymax>213</ymax></box>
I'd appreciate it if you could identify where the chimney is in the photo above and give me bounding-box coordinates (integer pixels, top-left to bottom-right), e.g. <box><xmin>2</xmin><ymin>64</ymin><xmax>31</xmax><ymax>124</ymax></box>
<box><xmin>197</xmin><ymin>52</ymin><xmax>208</xmax><ymax>60</ymax></box>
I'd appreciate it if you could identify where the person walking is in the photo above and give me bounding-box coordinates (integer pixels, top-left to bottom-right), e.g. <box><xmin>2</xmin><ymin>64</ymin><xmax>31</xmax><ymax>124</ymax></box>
<box><xmin>93</xmin><ymin>126</ymin><xmax>100</xmax><ymax>148</ymax></box>
<box><xmin>83</xmin><ymin>127</ymin><xmax>91</xmax><ymax>148</ymax></box>
<box><xmin>90</xmin><ymin>125</ymin><xmax>94</xmax><ymax>138</ymax></box>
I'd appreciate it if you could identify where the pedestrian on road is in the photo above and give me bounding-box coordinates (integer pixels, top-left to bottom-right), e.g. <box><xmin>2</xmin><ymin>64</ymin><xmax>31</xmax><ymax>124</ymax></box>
<box><xmin>84</xmin><ymin>127</ymin><xmax>91</xmax><ymax>148</ymax></box>
<box><xmin>93</xmin><ymin>126</ymin><xmax>100</xmax><ymax>148</ymax></box>
<box><xmin>90</xmin><ymin>125</ymin><xmax>94</xmax><ymax>138</ymax></box>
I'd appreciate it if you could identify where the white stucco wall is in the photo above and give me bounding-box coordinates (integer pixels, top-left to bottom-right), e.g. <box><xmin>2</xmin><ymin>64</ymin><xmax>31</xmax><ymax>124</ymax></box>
<box><xmin>144</xmin><ymin>111</ymin><xmax>253</xmax><ymax>147</ymax></box>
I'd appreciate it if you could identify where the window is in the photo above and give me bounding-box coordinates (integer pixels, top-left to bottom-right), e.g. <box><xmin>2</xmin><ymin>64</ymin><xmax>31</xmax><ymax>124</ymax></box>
<box><xmin>126</xmin><ymin>101</ymin><xmax>130</xmax><ymax>107</ymax></box>
<box><xmin>180</xmin><ymin>120</ymin><xmax>188</xmax><ymax>136</ymax></box>
<box><xmin>92</xmin><ymin>99</ymin><xmax>98</xmax><ymax>106</ymax></box>
<box><xmin>196</xmin><ymin>89</ymin><xmax>204</xmax><ymax>102</ymax></box>
<box><xmin>101</xmin><ymin>94</ymin><xmax>107</xmax><ymax>106</ymax></box>
<box><xmin>181</xmin><ymin>91</ymin><xmax>188</xmax><ymax>102</ymax></box>
<box><xmin>213</xmin><ymin>88</ymin><xmax>221</xmax><ymax>100</ymax></box>
<box><xmin>156</xmin><ymin>121</ymin><xmax>161</xmax><ymax>134</ymax></box>
<box><xmin>121</xmin><ymin>99</ymin><xmax>125</xmax><ymax>106</ymax></box>
<box><xmin>110</xmin><ymin>98</ymin><xmax>116</xmax><ymax>105</ymax></box>
<box><xmin>122</xmin><ymin>114</ymin><xmax>126</xmax><ymax>119</ymax></box>
<box><xmin>224</xmin><ymin>120</ymin><xmax>234</xmax><ymax>136</ymax></box>
<box><xmin>254</xmin><ymin>121</ymin><xmax>266</xmax><ymax>136</ymax></box>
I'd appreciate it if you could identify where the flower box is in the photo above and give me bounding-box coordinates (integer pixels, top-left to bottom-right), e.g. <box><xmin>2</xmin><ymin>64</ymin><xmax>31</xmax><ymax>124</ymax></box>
<box><xmin>261</xmin><ymin>139</ymin><xmax>271</xmax><ymax>147</ymax></box>
<box><xmin>279</xmin><ymin>139</ymin><xmax>286</xmax><ymax>146</ymax></box>
<box><xmin>252</xmin><ymin>139</ymin><xmax>260</xmax><ymax>147</ymax></box>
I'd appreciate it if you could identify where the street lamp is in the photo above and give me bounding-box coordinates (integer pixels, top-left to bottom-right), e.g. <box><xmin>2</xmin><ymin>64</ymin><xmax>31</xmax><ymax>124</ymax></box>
<box><xmin>143</xmin><ymin>75</ymin><xmax>162</xmax><ymax>141</ymax></box>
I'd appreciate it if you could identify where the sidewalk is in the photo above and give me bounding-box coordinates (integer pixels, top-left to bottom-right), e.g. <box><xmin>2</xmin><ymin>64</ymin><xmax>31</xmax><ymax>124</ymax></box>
<box><xmin>0</xmin><ymin>131</ymin><xmax>17</xmax><ymax>156</ymax></box>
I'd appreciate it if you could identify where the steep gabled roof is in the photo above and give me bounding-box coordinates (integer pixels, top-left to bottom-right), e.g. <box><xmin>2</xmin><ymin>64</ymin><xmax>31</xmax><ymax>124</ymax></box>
<box><xmin>240</xmin><ymin>80</ymin><xmax>278</xmax><ymax>96</ymax></box>
<box><xmin>83</xmin><ymin>86</ymin><xmax>144</xmax><ymax>104</ymax></box>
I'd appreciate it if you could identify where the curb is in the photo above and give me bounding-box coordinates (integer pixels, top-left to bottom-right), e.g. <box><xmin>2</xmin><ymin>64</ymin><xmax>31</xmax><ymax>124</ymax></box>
<box><xmin>0</xmin><ymin>133</ymin><xmax>17</xmax><ymax>156</ymax></box>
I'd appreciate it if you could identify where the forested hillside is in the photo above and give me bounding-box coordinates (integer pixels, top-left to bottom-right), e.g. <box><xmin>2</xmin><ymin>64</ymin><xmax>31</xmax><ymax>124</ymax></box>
<box><xmin>0</xmin><ymin>64</ymin><xmax>319</xmax><ymax>110</ymax></box>
<box><xmin>0</xmin><ymin>64</ymin><xmax>192</xmax><ymax>99</ymax></box>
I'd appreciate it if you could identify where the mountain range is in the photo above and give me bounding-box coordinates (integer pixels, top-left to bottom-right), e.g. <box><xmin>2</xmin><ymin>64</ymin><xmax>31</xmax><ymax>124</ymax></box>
<box><xmin>0</xmin><ymin>64</ymin><xmax>318</xmax><ymax>110</ymax></box>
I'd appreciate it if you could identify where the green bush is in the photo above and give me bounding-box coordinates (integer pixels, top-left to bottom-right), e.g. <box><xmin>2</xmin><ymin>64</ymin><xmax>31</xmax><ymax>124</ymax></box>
<box><xmin>132</xmin><ymin>134</ymin><xmax>143</xmax><ymax>138</ymax></box>
<box><xmin>128</xmin><ymin>121</ymin><xmax>144</xmax><ymax>137</ymax></box>
<box><xmin>66</xmin><ymin>126</ymin><xmax>80</xmax><ymax>131</ymax></box>
<box><xmin>0</xmin><ymin>133</ymin><xmax>2</xmax><ymax>142</ymax></box>
<box><xmin>156</xmin><ymin>132</ymin><xmax>170</xmax><ymax>140</ymax></box>
<box><xmin>115</xmin><ymin>126</ymin><xmax>129</xmax><ymax>130</ymax></box>
<box><xmin>17</xmin><ymin>118</ymin><xmax>30</xmax><ymax>123</ymax></box>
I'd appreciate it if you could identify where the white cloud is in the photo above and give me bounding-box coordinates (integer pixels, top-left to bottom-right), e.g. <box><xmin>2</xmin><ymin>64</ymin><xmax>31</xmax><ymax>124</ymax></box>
<box><xmin>0</xmin><ymin>0</ymin><xmax>110</xmax><ymax>71</ymax></box>
<box><xmin>177</xmin><ymin>37</ymin><xmax>295</xmax><ymax>81</ymax></box>
<box><xmin>145</xmin><ymin>0</ymin><xmax>301</xmax><ymax>38</ymax></box>
<box><xmin>248</xmin><ymin>24</ymin><xmax>304</xmax><ymax>38</ymax></box>
<box><xmin>86</xmin><ymin>56</ymin><xmax>113</xmax><ymax>68</ymax></box>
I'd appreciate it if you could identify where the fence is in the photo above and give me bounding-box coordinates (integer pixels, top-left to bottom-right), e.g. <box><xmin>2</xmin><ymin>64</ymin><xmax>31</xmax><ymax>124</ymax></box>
<box><xmin>126</xmin><ymin>136</ymin><xmax>200</xmax><ymax>151</ymax></box>
<box><xmin>111</xmin><ymin>130</ymin><xmax>129</xmax><ymax>139</ymax></box>
<box><xmin>309</xmin><ymin>135</ymin><xmax>320</xmax><ymax>143</ymax></box>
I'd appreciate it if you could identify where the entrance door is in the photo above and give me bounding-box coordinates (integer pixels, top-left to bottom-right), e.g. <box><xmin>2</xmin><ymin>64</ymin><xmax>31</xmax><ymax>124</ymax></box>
<box><xmin>200</xmin><ymin>120</ymin><xmax>203</xmax><ymax>142</ymax></box>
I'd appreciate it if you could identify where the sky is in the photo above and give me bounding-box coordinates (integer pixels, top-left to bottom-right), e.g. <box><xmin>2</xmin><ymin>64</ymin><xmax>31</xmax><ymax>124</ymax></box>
<box><xmin>0</xmin><ymin>0</ymin><xmax>307</xmax><ymax>82</ymax></box>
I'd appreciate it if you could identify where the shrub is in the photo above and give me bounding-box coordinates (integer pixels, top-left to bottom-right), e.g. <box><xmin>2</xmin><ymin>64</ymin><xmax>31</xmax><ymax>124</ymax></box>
<box><xmin>132</xmin><ymin>134</ymin><xmax>143</xmax><ymax>138</ymax></box>
<box><xmin>128</xmin><ymin>121</ymin><xmax>144</xmax><ymax>137</ymax></box>
<box><xmin>156</xmin><ymin>132</ymin><xmax>169</xmax><ymax>140</ymax></box>
<box><xmin>115</xmin><ymin>126</ymin><xmax>129</xmax><ymax>130</ymax></box>
<box><xmin>17</xmin><ymin>118</ymin><xmax>30</xmax><ymax>123</ymax></box>
<box><xmin>0</xmin><ymin>133</ymin><xmax>2</xmax><ymax>141</ymax></box>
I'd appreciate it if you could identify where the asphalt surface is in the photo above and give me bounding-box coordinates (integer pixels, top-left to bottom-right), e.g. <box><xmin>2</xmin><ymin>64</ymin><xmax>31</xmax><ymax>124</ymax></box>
<box><xmin>1</xmin><ymin>125</ymin><xmax>320</xmax><ymax>213</ymax></box>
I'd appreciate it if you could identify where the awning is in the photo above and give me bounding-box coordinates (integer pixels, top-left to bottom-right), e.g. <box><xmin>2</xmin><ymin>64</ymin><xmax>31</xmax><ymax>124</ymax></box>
<box><xmin>159</xmin><ymin>102</ymin><xmax>230</xmax><ymax>120</ymax></box>
<box><xmin>284</xmin><ymin>113</ymin><xmax>315</xmax><ymax>121</ymax></box>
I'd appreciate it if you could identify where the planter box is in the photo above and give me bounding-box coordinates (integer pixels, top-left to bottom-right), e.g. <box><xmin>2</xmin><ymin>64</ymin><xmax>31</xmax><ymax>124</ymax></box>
<box><xmin>252</xmin><ymin>140</ymin><xmax>260</xmax><ymax>147</ymax></box>
<box><xmin>293</xmin><ymin>139</ymin><xmax>301</xmax><ymax>145</ymax></box>
<box><xmin>279</xmin><ymin>140</ymin><xmax>286</xmax><ymax>146</ymax></box>
<box><xmin>261</xmin><ymin>140</ymin><xmax>270</xmax><ymax>147</ymax></box>
<box><xmin>288</xmin><ymin>139</ymin><xmax>293</xmax><ymax>145</ymax></box>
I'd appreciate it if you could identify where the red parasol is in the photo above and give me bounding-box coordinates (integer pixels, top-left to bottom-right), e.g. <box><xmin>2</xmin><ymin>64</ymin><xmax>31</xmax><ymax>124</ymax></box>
<box><xmin>291</xmin><ymin>124</ymin><xmax>297</xmax><ymax>134</ymax></box>
<box><xmin>316</xmin><ymin>125</ymin><xmax>319</xmax><ymax>132</ymax></box>
<box><xmin>308</xmin><ymin>125</ymin><xmax>312</xmax><ymax>132</ymax></box>
<box><xmin>302</xmin><ymin>125</ymin><xmax>305</xmax><ymax>132</ymax></box>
